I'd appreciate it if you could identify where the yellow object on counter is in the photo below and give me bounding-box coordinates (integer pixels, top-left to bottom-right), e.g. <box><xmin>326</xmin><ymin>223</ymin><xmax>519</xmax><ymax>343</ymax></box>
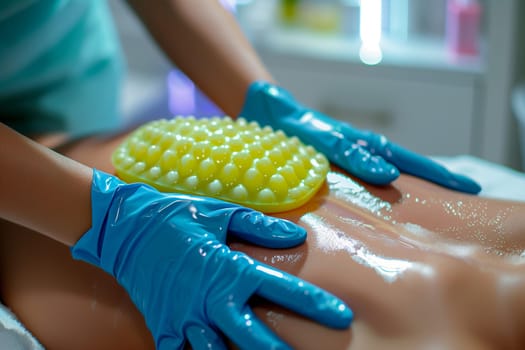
<box><xmin>112</xmin><ymin>116</ymin><xmax>329</xmax><ymax>213</ymax></box>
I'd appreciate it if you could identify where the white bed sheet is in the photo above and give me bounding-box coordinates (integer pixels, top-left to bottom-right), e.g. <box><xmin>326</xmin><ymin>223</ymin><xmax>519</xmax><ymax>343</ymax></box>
<box><xmin>433</xmin><ymin>155</ymin><xmax>525</xmax><ymax>202</ymax></box>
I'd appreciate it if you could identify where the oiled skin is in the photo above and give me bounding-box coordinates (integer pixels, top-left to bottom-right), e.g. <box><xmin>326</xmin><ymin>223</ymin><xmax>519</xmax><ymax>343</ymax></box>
<box><xmin>1</xmin><ymin>131</ymin><xmax>524</xmax><ymax>350</ymax></box>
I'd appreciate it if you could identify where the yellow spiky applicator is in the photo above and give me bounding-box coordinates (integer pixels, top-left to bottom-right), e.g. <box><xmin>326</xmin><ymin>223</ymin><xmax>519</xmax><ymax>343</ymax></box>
<box><xmin>112</xmin><ymin>116</ymin><xmax>329</xmax><ymax>213</ymax></box>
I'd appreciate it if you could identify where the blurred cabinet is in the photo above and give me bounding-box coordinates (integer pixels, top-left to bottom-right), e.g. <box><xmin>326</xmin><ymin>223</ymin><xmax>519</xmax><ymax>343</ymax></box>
<box><xmin>255</xmin><ymin>41</ymin><xmax>479</xmax><ymax>156</ymax></box>
<box><xmin>239</xmin><ymin>0</ymin><xmax>522</xmax><ymax>167</ymax></box>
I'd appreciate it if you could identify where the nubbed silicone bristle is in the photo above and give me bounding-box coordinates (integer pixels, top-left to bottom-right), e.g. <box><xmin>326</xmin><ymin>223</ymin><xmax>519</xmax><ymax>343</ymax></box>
<box><xmin>112</xmin><ymin>116</ymin><xmax>329</xmax><ymax>213</ymax></box>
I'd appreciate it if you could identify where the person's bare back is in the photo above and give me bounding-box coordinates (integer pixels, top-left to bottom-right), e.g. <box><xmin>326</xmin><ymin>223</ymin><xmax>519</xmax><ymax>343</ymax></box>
<box><xmin>1</xmin><ymin>133</ymin><xmax>524</xmax><ymax>350</ymax></box>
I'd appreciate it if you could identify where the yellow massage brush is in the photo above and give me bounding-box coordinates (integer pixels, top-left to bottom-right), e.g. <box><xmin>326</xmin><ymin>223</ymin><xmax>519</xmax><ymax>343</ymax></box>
<box><xmin>112</xmin><ymin>116</ymin><xmax>329</xmax><ymax>213</ymax></box>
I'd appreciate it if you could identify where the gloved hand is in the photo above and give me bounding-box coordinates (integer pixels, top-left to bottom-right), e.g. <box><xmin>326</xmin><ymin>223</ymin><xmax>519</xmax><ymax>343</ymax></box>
<box><xmin>241</xmin><ymin>81</ymin><xmax>481</xmax><ymax>194</ymax></box>
<box><xmin>72</xmin><ymin>169</ymin><xmax>353</xmax><ymax>350</ymax></box>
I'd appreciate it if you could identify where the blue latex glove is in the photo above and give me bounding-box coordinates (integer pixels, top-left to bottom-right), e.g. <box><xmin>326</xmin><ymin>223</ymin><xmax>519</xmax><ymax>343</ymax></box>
<box><xmin>71</xmin><ymin>169</ymin><xmax>353</xmax><ymax>350</ymax></box>
<box><xmin>241</xmin><ymin>81</ymin><xmax>481</xmax><ymax>194</ymax></box>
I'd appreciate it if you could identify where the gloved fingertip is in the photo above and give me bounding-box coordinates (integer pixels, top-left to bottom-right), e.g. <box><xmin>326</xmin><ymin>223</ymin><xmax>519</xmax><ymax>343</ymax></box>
<box><xmin>320</xmin><ymin>295</ymin><xmax>354</xmax><ymax>329</ymax></box>
<box><xmin>230</xmin><ymin>210</ymin><xmax>306</xmax><ymax>248</ymax></box>
<box><xmin>276</xmin><ymin>218</ymin><xmax>307</xmax><ymax>237</ymax></box>
<box><xmin>258</xmin><ymin>216</ymin><xmax>307</xmax><ymax>248</ymax></box>
<box><xmin>339</xmin><ymin>304</ymin><xmax>354</xmax><ymax>328</ymax></box>
<box><xmin>449</xmin><ymin>174</ymin><xmax>482</xmax><ymax>194</ymax></box>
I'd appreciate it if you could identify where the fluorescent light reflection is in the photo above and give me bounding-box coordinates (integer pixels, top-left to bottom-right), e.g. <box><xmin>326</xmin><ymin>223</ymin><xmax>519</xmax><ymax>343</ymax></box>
<box><xmin>359</xmin><ymin>0</ymin><xmax>383</xmax><ymax>65</ymax></box>
<box><xmin>359</xmin><ymin>44</ymin><xmax>383</xmax><ymax>65</ymax></box>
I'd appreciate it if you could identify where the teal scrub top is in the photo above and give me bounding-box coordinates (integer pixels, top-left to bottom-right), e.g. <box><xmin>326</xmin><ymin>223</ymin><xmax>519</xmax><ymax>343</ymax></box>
<box><xmin>0</xmin><ymin>0</ymin><xmax>124</xmax><ymax>137</ymax></box>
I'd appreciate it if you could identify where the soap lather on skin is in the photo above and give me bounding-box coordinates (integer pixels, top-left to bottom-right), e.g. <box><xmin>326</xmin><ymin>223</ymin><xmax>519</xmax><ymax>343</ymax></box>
<box><xmin>112</xmin><ymin>116</ymin><xmax>330</xmax><ymax>213</ymax></box>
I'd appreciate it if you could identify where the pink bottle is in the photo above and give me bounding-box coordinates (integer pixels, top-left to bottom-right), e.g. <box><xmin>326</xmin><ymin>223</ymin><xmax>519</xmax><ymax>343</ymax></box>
<box><xmin>446</xmin><ymin>0</ymin><xmax>482</xmax><ymax>56</ymax></box>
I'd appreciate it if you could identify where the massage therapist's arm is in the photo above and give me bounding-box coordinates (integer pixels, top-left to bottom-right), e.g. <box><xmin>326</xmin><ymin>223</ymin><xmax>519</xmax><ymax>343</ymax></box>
<box><xmin>0</xmin><ymin>123</ymin><xmax>92</xmax><ymax>246</ymax></box>
<box><xmin>126</xmin><ymin>0</ymin><xmax>274</xmax><ymax>116</ymax></box>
